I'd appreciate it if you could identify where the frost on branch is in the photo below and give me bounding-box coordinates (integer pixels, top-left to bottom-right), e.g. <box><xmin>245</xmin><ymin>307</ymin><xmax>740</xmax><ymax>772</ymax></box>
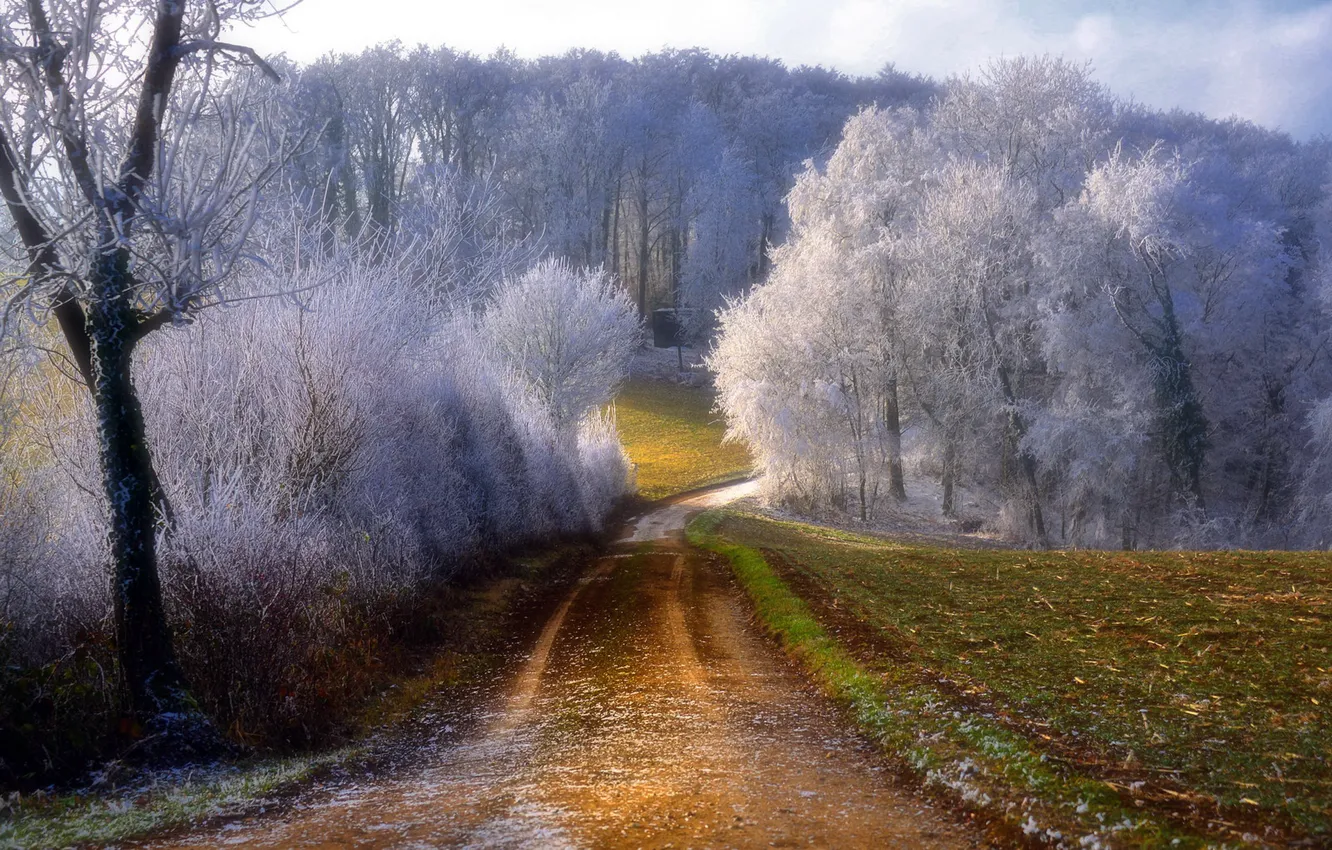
<box><xmin>483</xmin><ymin>258</ymin><xmax>642</xmax><ymax>431</ymax></box>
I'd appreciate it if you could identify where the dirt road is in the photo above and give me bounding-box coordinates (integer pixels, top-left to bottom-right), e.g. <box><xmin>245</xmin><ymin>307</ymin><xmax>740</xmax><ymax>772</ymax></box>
<box><xmin>142</xmin><ymin>484</ymin><xmax>977</xmax><ymax>848</ymax></box>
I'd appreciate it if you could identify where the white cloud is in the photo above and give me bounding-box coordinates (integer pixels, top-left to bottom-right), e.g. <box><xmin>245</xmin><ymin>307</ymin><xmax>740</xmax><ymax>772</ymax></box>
<box><xmin>1064</xmin><ymin>3</ymin><xmax>1332</xmax><ymax>137</ymax></box>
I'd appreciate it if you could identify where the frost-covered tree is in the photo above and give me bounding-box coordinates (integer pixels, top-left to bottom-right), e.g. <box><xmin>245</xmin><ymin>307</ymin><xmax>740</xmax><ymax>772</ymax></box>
<box><xmin>338</xmin><ymin>43</ymin><xmax>416</xmax><ymax>240</ymax></box>
<box><xmin>933</xmin><ymin>55</ymin><xmax>1113</xmax><ymax>210</ymax></box>
<box><xmin>710</xmin><ymin>236</ymin><xmax>871</xmax><ymax>514</ymax></box>
<box><xmin>1294</xmin><ymin>171</ymin><xmax>1332</xmax><ymax>539</ymax></box>
<box><xmin>796</xmin><ymin>105</ymin><xmax>934</xmax><ymax>504</ymax></box>
<box><xmin>483</xmin><ymin>259</ymin><xmax>640</xmax><ymax>429</ymax></box>
<box><xmin>712</xmin><ymin>58</ymin><xmax>1331</xmax><ymax>548</ymax></box>
<box><xmin>0</xmin><ymin>244</ymin><xmax>634</xmax><ymax>766</ymax></box>
<box><xmin>1042</xmin><ymin>147</ymin><xmax>1292</xmax><ymax>529</ymax></box>
<box><xmin>710</xmin><ymin>108</ymin><xmax>930</xmax><ymax>519</ymax></box>
<box><xmin>679</xmin><ymin>147</ymin><xmax>761</xmax><ymax>336</ymax></box>
<box><xmin>901</xmin><ymin>163</ymin><xmax>1047</xmax><ymax>541</ymax></box>
<box><xmin>504</xmin><ymin>72</ymin><xmax>620</xmax><ymax>267</ymax></box>
<box><xmin>394</xmin><ymin>168</ymin><xmax>534</xmax><ymax>309</ymax></box>
<box><xmin>0</xmin><ymin>0</ymin><xmax>279</xmax><ymax>740</ymax></box>
<box><xmin>271</xmin><ymin>43</ymin><xmax>921</xmax><ymax>322</ymax></box>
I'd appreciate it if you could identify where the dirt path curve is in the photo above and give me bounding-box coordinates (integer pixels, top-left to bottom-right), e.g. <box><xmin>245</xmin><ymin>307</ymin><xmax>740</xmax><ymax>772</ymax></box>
<box><xmin>140</xmin><ymin>483</ymin><xmax>978</xmax><ymax>849</ymax></box>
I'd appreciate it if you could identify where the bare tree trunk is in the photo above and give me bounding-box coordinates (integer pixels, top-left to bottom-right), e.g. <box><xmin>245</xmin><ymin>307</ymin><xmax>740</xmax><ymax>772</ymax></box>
<box><xmin>637</xmin><ymin>173</ymin><xmax>650</xmax><ymax>321</ymax></box>
<box><xmin>1153</xmin><ymin>326</ymin><xmax>1208</xmax><ymax>511</ymax></box>
<box><xmin>601</xmin><ymin>194</ymin><xmax>613</xmax><ymax>267</ymax></box>
<box><xmin>993</xmin><ymin>377</ymin><xmax>1047</xmax><ymax>546</ymax></box>
<box><xmin>610</xmin><ymin>177</ymin><xmax>622</xmax><ymax>280</ymax></box>
<box><xmin>858</xmin><ymin>467</ymin><xmax>868</xmax><ymax>522</ymax></box>
<box><xmin>1010</xmin><ymin>416</ymin><xmax>1048</xmax><ymax>546</ymax></box>
<box><xmin>1123</xmin><ymin>271</ymin><xmax>1208</xmax><ymax>512</ymax></box>
<box><xmin>669</xmin><ymin>224</ymin><xmax>682</xmax><ymax>304</ymax></box>
<box><xmin>0</xmin><ymin>0</ymin><xmax>276</xmax><ymax>761</ymax></box>
<box><xmin>883</xmin><ymin>373</ymin><xmax>907</xmax><ymax>502</ymax></box>
<box><xmin>941</xmin><ymin>439</ymin><xmax>957</xmax><ymax>518</ymax></box>
<box><xmin>4</xmin><ymin>122</ymin><xmax>191</xmax><ymax>730</ymax></box>
<box><xmin>757</xmin><ymin>212</ymin><xmax>775</xmax><ymax>279</ymax></box>
<box><xmin>986</xmin><ymin>296</ymin><xmax>1047</xmax><ymax>544</ymax></box>
<box><xmin>341</xmin><ymin>156</ymin><xmax>361</xmax><ymax>242</ymax></box>
<box><xmin>88</xmin><ymin>252</ymin><xmax>190</xmax><ymax>723</ymax></box>
<box><xmin>1001</xmin><ymin>411</ymin><xmax>1047</xmax><ymax>545</ymax></box>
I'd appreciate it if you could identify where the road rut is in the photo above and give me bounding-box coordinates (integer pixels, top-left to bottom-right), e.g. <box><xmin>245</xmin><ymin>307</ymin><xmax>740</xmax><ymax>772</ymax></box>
<box><xmin>141</xmin><ymin>483</ymin><xmax>977</xmax><ymax>848</ymax></box>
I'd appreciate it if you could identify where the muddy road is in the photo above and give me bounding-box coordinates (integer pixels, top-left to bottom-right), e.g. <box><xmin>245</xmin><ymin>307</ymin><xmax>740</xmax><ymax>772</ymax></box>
<box><xmin>141</xmin><ymin>483</ymin><xmax>977</xmax><ymax>849</ymax></box>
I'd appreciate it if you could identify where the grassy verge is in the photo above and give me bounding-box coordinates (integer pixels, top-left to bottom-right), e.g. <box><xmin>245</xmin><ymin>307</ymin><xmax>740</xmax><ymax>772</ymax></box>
<box><xmin>0</xmin><ymin>545</ymin><xmax>589</xmax><ymax>849</ymax></box>
<box><xmin>613</xmin><ymin>378</ymin><xmax>751</xmax><ymax>500</ymax></box>
<box><xmin>689</xmin><ymin>510</ymin><xmax>1332</xmax><ymax>848</ymax></box>
<box><xmin>0</xmin><ymin>753</ymin><xmax>344</xmax><ymax>849</ymax></box>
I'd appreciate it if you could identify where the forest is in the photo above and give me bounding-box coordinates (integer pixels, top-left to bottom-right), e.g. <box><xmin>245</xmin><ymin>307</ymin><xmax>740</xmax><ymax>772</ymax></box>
<box><xmin>250</xmin><ymin>39</ymin><xmax>1332</xmax><ymax>551</ymax></box>
<box><xmin>712</xmin><ymin>60</ymin><xmax>1332</xmax><ymax>550</ymax></box>
<box><xmin>0</xmin><ymin>0</ymin><xmax>1329</xmax><ymax>794</ymax></box>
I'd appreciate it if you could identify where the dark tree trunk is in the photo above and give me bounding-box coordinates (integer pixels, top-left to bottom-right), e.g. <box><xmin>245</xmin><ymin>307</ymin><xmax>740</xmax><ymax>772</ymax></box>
<box><xmin>600</xmin><ymin>195</ymin><xmax>612</xmax><ymax>267</ymax></box>
<box><xmin>994</xmin><ymin>385</ymin><xmax>1047</xmax><ymax>546</ymax></box>
<box><xmin>1153</xmin><ymin>329</ymin><xmax>1208</xmax><ymax>511</ymax></box>
<box><xmin>341</xmin><ymin>160</ymin><xmax>362</xmax><ymax>242</ymax></box>
<box><xmin>1132</xmin><ymin>271</ymin><xmax>1208</xmax><ymax>512</ymax></box>
<box><xmin>883</xmin><ymin>374</ymin><xmax>907</xmax><ymax>502</ymax></box>
<box><xmin>986</xmin><ymin>297</ymin><xmax>1047</xmax><ymax>545</ymax></box>
<box><xmin>669</xmin><ymin>224</ymin><xmax>682</xmax><ymax>304</ymax></box>
<box><xmin>610</xmin><ymin>177</ymin><xmax>622</xmax><ymax>280</ymax></box>
<box><xmin>1010</xmin><ymin>417</ymin><xmax>1048</xmax><ymax>546</ymax></box>
<box><xmin>89</xmin><ymin>251</ymin><xmax>190</xmax><ymax>722</ymax></box>
<box><xmin>757</xmin><ymin>212</ymin><xmax>775</xmax><ymax>279</ymax></box>
<box><xmin>637</xmin><ymin>175</ymin><xmax>650</xmax><ymax>321</ymax></box>
<box><xmin>1</xmin><ymin>0</ymin><xmax>243</xmax><ymax>763</ymax></box>
<box><xmin>857</xmin><ymin>468</ymin><xmax>868</xmax><ymax>522</ymax></box>
<box><xmin>941</xmin><ymin>439</ymin><xmax>957</xmax><ymax>518</ymax></box>
<box><xmin>319</xmin><ymin>107</ymin><xmax>347</xmax><ymax>255</ymax></box>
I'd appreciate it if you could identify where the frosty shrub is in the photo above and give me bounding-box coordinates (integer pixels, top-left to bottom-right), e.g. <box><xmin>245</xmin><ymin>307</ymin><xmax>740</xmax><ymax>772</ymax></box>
<box><xmin>482</xmin><ymin>259</ymin><xmax>642</xmax><ymax>430</ymax></box>
<box><xmin>0</xmin><ymin>254</ymin><xmax>633</xmax><ymax>768</ymax></box>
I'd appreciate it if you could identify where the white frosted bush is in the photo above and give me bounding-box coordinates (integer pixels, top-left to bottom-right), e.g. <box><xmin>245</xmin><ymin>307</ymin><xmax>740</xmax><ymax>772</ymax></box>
<box><xmin>576</xmin><ymin>409</ymin><xmax>634</xmax><ymax>525</ymax></box>
<box><xmin>0</xmin><ymin>363</ymin><xmax>106</xmax><ymax>664</ymax></box>
<box><xmin>0</xmin><ymin>253</ymin><xmax>633</xmax><ymax>676</ymax></box>
<box><xmin>482</xmin><ymin>258</ymin><xmax>641</xmax><ymax>430</ymax></box>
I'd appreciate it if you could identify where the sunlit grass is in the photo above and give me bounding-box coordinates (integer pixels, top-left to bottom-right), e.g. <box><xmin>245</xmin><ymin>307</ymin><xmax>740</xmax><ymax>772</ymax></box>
<box><xmin>692</xmin><ymin>510</ymin><xmax>1332</xmax><ymax>847</ymax></box>
<box><xmin>613</xmin><ymin>378</ymin><xmax>751</xmax><ymax>500</ymax></box>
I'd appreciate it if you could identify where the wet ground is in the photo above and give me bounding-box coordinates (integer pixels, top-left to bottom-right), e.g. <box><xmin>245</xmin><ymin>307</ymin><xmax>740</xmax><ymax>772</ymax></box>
<box><xmin>139</xmin><ymin>484</ymin><xmax>978</xmax><ymax>849</ymax></box>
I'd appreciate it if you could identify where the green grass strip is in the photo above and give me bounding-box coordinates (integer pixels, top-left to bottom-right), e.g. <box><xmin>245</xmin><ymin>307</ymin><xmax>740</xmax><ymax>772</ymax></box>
<box><xmin>688</xmin><ymin>510</ymin><xmax>1216</xmax><ymax>849</ymax></box>
<box><xmin>0</xmin><ymin>749</ymin><xmax>353</xmax><ymax>849</ymax></box>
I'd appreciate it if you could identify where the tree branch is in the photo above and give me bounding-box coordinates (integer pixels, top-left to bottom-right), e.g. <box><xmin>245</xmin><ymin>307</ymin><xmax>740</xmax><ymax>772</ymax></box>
<box><xmin>131</xmin><ymin>308</ymin><xmax>179</xmax><ymax>341</ymax></box>
<box><xmin>117</xmin><ymin>0</ymin><xmax>189</xmax><ymax>210</ymax></box>
<box><xmin>26</xmin><ymin>0</ymin><xmax>106</xmax><ymax>214</ymax></box>
<box><xmin>0</xmin><ymin>123</ymin><xmax>94</xmax><ymax>387</ymax></box>
<box><xmin>171</xmin><ymin>40</ymin><xmax>281</xmax><ymax>82</ymax></box>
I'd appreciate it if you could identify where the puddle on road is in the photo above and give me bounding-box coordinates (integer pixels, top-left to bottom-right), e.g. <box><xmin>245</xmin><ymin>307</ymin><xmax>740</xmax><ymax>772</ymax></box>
<box><xmin>141</xmin><ymin>485</ymin><xmax>975</xmax><ymax>849</ymax></box>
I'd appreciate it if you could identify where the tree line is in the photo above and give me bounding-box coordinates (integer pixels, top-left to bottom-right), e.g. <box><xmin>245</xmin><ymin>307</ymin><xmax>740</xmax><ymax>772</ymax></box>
<box><xmin>710</xmin><ymin>57</ymin><xmax>1332</xmax><ymax>549</ymax></box>
<box><xmin>269</xmin><ymin>42</ymin><xmax>936</xmax><ymax>320</ymax></box>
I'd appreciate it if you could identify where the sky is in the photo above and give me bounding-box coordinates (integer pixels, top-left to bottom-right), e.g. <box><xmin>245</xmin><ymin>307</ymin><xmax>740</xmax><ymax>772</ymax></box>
<box><xmin>228</xmin><ymin>0</ymin><xmax>1332</xmax><ymax>139</ymax></box>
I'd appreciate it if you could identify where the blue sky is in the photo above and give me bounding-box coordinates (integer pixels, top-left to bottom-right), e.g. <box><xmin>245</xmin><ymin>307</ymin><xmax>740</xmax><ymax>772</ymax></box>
<box><xmin>232</xmin><ymin>0</ymin><xmax>1332</xmax><ymax>138</ymax></box>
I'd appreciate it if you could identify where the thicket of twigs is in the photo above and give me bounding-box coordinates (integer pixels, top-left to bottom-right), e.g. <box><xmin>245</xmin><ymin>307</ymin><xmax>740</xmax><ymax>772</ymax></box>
<box><xmin>0</xmin><ymin>247</ymin><xmax>637</xmax><ymax>782</ymax></box>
